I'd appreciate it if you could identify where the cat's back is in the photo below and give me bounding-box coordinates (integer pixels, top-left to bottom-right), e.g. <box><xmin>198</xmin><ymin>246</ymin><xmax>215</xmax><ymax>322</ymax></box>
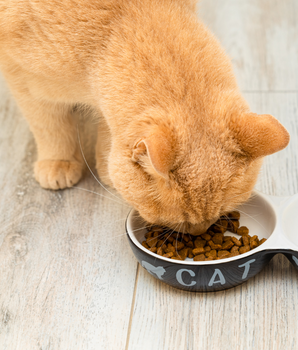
<box><xmin>0</xmin><ymin>0</ymin><xmax>120</xmax><ymax>37</ymax></box>
<box><xmin>0</xmin><ymin>0</ymin><xmax>195</xmax><ymax>48</ymax></box>
<box><xmin>0</xmin><ymin>0</ymin><xmax>121</xmax><ymax>72</ymax></box>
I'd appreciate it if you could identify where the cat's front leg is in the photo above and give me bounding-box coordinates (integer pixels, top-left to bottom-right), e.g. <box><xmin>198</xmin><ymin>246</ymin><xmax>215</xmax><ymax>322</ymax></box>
<box><xmin>10</xmin><ymin>88</ymin><xmax>84</xmax><ymax>189</ymax></box>
<box><xmin>95</xmin><ymin>116</ymin><xmax>114</xmax><ymax>188</ymax></box>
<box><xmin>34</xmin><ymin>158</ymin><xmax>83</xmax><ymax>190</ymax></box>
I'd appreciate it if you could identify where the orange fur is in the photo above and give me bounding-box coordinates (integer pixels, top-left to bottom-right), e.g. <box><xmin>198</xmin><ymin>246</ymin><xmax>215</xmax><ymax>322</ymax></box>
<box><xmin>0</xmin><ymin>0</ymin><xmax>289</xmax><ymax>233</ymax></box>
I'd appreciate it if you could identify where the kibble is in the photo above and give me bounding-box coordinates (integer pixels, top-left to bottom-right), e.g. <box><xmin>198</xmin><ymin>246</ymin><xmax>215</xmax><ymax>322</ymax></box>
<box><xmin>142</xmin><ymin>211</ymin><xmax>267</xmax><ymax>261</ymax></box>
<box><xmin>222</xmin><ymin>240</ymin><xmax>234</xmax><ymax>250</ymax></box>
<box><xmin>208</xmin><ymin>241</ymin><xmax>222</xmax><ymax>250</ymax></box>
<box><xmin>239</xmin><ymin>245</ymin><xmax>250</xmax><ymax>254</ymax></box>
<box><xmin>218</xmin><ymin>250</ymin><xmax>230</xmax><ymax>258</ymax></box>
<box><xmin>157</xmin><ymin>247</ymin><xmax>163</xmax><ymax>256</ymax></box>
<box><xmin>194</xmin><ymin>254</ymin><xmax>205</xmax><ymax>261</ymax></box>
<box><xmin>188</xmin><ymin>251</ymin><xmax>194</xmax><ymax>259</ymax></box>
<box><xmin>178</xmin><ymin>248</ymin><xmax>189</xmax><ymax>260</ymax></box>
<box><xmin>242</xmin><ymin>235</ymin><xmax>250</xmax><ymax>246</ymax></box>
<box><xmin>237</xmin><ymin>226</ymin><xmax>249</xmax><ymax>236</ymax></box>
<box><xmin>163</xmin><ymin>252</ymin><xmax>174</xmax><ymax>258</ymax></box>
<box><xmin>147</xmin><ymin>237</ymin><xmax>158</xmax><ymax>248</ymax></box>
<box><xmin>212</xmin><ymin>233</ymin><xmax>224</xmax><ymax>245</ymax></box>
<box><xmin>165</xmin><ymin>244</ymin><xmax>175</xmax><ymax>254</ymax></box>
<box><xmin>192</xmin><ymin>247</ymin><xmax>206</xmax><ymax>255</ymax></box>
<box><xmin>227</xmin><ymin>220</ymin><xmax>240</xmax><ymax>233</ymax></box>
<box><xmin>194</xmin><ymin>239</ymin><xmax>206</xmax><ymax>248</ymax></box>
<box><xmin>201</xmin><ymin>233</ymin><xmax>212</xmax><ymax>241</ymax></box>
<box><xmin>206</xmin><ymin>249</ymin><xmax>217</xmax><ymax>259</ymax></box>
<box><xmin>175</xmin><ymin>241</ymin><xmax>185</xmax><ymax>250</ymax></box>
<box><xmin>142</xmin><ymin>241</ymin><xmax>149</xmax><ymax>249</ymax></box>
<box><xmin>227</xmin><ymin>211</ymin><xmax>241</xmax><ymax>220</ymax></box>
<box><xmin>223</xmin><ymin>235</ymin><xmax>233</xmax><ymax>242</ymax></box>
<box><xmin>231</xmin><ymin>236</ymin><xmax>242</xmax><ymax>246</ymax></box>
<box><xmin>149</xmin><ymin>247</ymin><xmax>157</xmax><ymax>253</ymax></box>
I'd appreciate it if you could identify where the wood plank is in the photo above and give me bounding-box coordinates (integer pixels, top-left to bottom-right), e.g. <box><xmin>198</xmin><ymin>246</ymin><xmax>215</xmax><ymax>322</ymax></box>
<box><xmin>0</xmin><ymin>75</ymin><xmax>136</xmax><ymax>350</ymax></box>
<box><xmin>127</xmin><ymin>92</ymin><xmax>298</xmax><ymax>350</ymax></box>
<box><xmin>197</xmin><ymin>0</ymin><xmax>298</xmax><ymax>92</ymax></box>
<box><xmin>129</xmin><ymin>254</ymin><xmax>298</xmax><ymax>350</ymax></box>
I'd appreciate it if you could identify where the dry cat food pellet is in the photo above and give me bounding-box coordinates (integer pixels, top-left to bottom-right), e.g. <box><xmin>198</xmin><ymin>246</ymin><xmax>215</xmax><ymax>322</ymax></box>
<box><xmin>142</xmin><ymin>211</ymin><xmax>267</xmax><ymax>261</ymax></box>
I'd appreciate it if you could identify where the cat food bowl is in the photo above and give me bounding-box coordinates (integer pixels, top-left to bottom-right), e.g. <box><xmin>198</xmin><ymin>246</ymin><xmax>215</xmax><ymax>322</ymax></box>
<box><xmin>126</xmin><ymin>191</ymin><xmax>298</xmax><ymax>292</ymax></box>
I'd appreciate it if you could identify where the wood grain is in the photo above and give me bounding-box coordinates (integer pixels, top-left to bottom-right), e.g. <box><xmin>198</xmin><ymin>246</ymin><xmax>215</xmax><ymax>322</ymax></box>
<box><xmin>0</xmin><ymin>1</ymin><xmax>297</xmax><ymax>350</ymax></box>
<box><xmin>198</xmin><ymin>0</ymin><xmax>298</xmax><ymax>92</ymax></box>
<box><xmin>0</xmin><ymin>76</ymin><xmax>136</xmax><ymax>350</ymax></box>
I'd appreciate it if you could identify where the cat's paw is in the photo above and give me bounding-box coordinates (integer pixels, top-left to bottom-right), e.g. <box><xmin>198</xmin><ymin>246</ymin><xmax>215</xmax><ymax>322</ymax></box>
<box><xmin>34</xmin><ymin>160</ymin><xmax>83</xmax><ymax>190</ymax></box>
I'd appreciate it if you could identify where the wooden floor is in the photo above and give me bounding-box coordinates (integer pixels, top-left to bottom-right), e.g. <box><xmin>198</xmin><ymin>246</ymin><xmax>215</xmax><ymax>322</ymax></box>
<box><xmin>1</xmin><ymin>1</ymin><xmax>298</xmax><ymax>349</ymax></box>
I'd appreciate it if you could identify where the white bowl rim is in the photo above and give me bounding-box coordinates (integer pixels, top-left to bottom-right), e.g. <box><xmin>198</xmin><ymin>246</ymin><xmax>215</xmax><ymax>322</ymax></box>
<box><xmin>126</xmin><ymin>190</ymin><xmax>282</xmax><ymax>265</ymax></box>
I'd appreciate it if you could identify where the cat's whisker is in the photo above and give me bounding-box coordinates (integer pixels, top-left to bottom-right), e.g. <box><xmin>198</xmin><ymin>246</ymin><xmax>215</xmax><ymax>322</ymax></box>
<box><xmin>152</xmin><ymin>225</ymin><xmax>178</xmax><ymax>265</ymax></box>
<box><xmin>106</xmin><ymin>225</ymin><xmax>148</xmax><ymax>241</ymax></box>
<box><xmin>106</xmin><ymin>232</ymin><xmax>128</xmax><ymax>240</ymax></box>
<box><xmin>164</xmin><ymin>223</ymin><xmax>181</xmax><ymax>255</ymax></box>
<box><xmin>132</xmin><ymin>224</ymin><xmax>175</xmax><ymax>243</ymax></box>
<box><xmin>176</xmin><ymin>223</ymin><xmax>184</xmax><ymax>256</ymax></box>
<box><xmin>76</xmin><ymin>124</ymin><xmax>127</xmax><ymax>205</ymax></box>
<box><xmin>160</xmin><ymin>224</ymin><xmax>179</xmax><ymax>251</ymax></box>
<box><xmin>175</xmin><ymin>226</ymin><xmax>181</xmax><ymax>254</ymax></box>
<box><xmin>220</xmin><ymin>215</ymin><xmax>235</xmax><ymax>231</ymax></box>
<box><xmin>72</xmin><ymin>185</ymin><xmax>130</xmax><ymax>207</ymax></box>
<box><xmin>175</xmin><ymin>223</ymin><xmax>182</xmax><ymax>254</ymax></box>
<box><xmin>146</xmin><ymin>230</ymin><xmax>168</xmax><ymax>243</ymax></box>
<box><xmin>225</xmin><ymin>190</ymin><xmax>256</xmax><ymax>202</ymax></box>
<box><xmin>234</xmin><ymin>208</ymin><xmax>264</xmax><ymax>220</ymax></box>
<box><xmin>181</xmin><ymin>230</ymin><xmax>185</xmax><ymax>243</ymax></box>
<box><xmin>213</xmin><ymin>223</ymin><xmax>228</xmax><ymax>229</ymax></box>
<box><xmin>236</xmin><ymin>202</ymin><xmax>260</xmax><ymax>208</ymax></box>
<box><xmin>224</xmin><ymin>206</ymin><xmax>263</xmax><ymax>219</ymax></box>
<box><xmin>113</xmin><ymin>216</ymin><xmax>131</xmax><ymax>223</ymax></box>
<box><xmin>226</xmin><ymin>207</ymin><xmax>270</xmax><ymax>235</ymax></box>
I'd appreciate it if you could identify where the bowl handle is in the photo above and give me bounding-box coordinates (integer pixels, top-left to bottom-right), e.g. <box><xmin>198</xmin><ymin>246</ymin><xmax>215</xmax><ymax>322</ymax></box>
<box><xmin>280</xmin><ymin>251</ymin><xmax>298</xmax><ymax>271</ymax></box>
<box><xmin>260</xmin><ymin>192</ymin><xmax>298</xmax><ymax>250</ymax></box>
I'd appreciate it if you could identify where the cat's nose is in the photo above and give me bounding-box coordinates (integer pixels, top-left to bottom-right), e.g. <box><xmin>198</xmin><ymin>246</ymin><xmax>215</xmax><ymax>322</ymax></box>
<box><xmin>183</xmin><ymin>218</ymin><xmax>218</xmax><ymax>236</ymax></box>
<box><xmin>186</xmin><ymin>223</ymin><xmax>209</xmax><ymax>236</ymax></box>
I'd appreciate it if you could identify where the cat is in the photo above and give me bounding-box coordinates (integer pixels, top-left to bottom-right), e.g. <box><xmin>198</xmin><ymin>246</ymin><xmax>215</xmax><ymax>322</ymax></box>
<box><xmin>0</xmin><ymin>0</ymin><xmax>289</xmax><ymax>234</ymax></box>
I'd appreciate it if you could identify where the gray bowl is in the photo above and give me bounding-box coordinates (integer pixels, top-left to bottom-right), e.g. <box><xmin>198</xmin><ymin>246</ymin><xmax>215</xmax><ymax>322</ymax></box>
<box><xmin>126</xmin><ymin>191</ymin><xmax>298</xmax><ymax>292</ymax></box>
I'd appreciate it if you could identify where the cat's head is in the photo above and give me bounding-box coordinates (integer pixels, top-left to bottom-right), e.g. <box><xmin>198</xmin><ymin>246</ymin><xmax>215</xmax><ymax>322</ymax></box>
<box><xmin>109</xmin><ymin>110</ymin><xmax>289</xmax><ymax>235</ymax></box>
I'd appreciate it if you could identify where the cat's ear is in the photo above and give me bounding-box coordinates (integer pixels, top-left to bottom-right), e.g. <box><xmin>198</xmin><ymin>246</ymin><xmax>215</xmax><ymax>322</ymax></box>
<box><xmin>234</xmin><ymin>113</ymin><xmax>290</xmax><ymax>158</ymax></box>
<box><xmin>132</xmin><ymin>131</ymin><xmax>174</xmax><ymax>180</ymax></box>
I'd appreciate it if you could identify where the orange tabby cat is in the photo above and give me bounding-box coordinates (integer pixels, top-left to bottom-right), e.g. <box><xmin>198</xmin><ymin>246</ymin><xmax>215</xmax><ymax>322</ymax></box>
<box><xmin>0</xmin><ymin>0</ymin><xmax>289</xmax><ymax>234</ymax></box>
